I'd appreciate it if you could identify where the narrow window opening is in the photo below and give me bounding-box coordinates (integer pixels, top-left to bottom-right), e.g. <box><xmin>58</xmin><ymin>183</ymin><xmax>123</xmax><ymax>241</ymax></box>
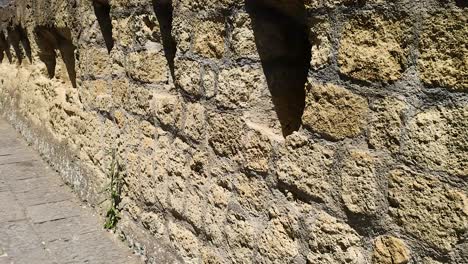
<box><xmin>92</xmin><ymin>0</ymin><xmax>114</xmax><ymax>53</ymax></box>
<box><xmin>152</xmin><ymin>0</ymin><xmax>177</xmax><ymax>80</ymax></box>
<box><xmin>246</xmin><ymin>0</ymin><xmax>311</xmax><ymax>137</ymax></box>
<box><xmin>34</xmin><ymin>26</ymin><xmax>77</xmax><ymax>88</ymax></box>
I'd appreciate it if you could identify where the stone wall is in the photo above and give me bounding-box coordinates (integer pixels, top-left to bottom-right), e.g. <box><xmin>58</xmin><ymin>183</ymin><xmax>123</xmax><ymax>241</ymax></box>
<box><xmin>0</xmin><ymin>0</ymin><xmax>467</xmax><ymax>263</ymax></box>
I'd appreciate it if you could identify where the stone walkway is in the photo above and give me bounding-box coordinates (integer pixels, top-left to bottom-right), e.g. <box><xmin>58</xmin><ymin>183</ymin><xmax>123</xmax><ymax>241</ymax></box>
<box><xmin>0</xmin><ymin>119</ymin><xmax>140</xmax><ymax>264</ymax></box>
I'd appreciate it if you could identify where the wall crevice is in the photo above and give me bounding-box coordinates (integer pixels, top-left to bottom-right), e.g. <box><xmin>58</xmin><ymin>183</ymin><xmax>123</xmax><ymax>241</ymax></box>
<box><xmin>34</xmin><ymin>26</ymin><xmax>77</xmax><ymax>87</ymax></box>
<box><xmin>93</xmin><ymin>0</ymin><xmax>114</xmax><ymax>53</ymax></box>
<box><xmin>245</xmin><ymin>0</ymin><xmax>311</xmax><ymax>137</ymax></box>
<box><xmin>18</xmin><ymin>26</ymin><xmax>32</xmax><ymax>63</ymax></box>
<box><xmin>7</xmin><ymin>26</ymin><xmax>24</xmax><ymax>64</ymax></box>
<box><xmin>0</xmin><ymin>31</ymin><xmax>12</xmax><ymax>63</ymax></box>
<box><xmin>152</xmin><ymin>0</ymin><xmax>177</xmax><ymax>82</ymax></box>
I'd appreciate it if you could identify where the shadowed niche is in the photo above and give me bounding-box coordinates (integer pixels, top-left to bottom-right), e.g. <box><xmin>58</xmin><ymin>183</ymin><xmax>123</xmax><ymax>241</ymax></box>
<box><xmin>34</xmin><ymin>26</ymin><xmax>77</xmax><ymax>88</ymax></box>
<box><xmin>6</xmin><ymin>25</ymin><xmax>32</xmax><ymax>64</ymax></box>
<box><xmin>93</xmin><ymin>0</ymin><xmax>114</xmax><ymax>53</ymax></box>
<box><xmin>152</xmin><ymin>0</ymin><xmax>177</xmax><ymax>81</ymax></box>
<box><xmin>455</xmin><ymin>0</ymin><xmax>467</xmax><ymax>7</ymax></box>
<box><xmin>18</xmin><ymin>26</ymin><xmax>32</xmax><ymax>62</ymax></box>
<box><xmin>246</xmin><ymin>0</ymin><xmax>311</xmax><ymax>137</ymax></box>
<box><xmin>0</xmin><ymin>31</ymin><xmax>12</xmax><ymax>63</ymax></box>
<box><xmin>7</xmin><ymin>27</ymin><xmax>23</xmax><ymax>64</ymax></box>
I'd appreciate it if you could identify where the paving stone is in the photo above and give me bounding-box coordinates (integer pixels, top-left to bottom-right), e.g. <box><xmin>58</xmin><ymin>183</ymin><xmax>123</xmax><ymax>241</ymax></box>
<box><xmin>0</xmin><ymin>146</ymin><xmax>37</xmax><ymax>165</ymax></box>
<box><xmin>45</xmin><ymin>232</ymin><xmax>133</xmax><ymax>264</ymax></box>
<box><xmin>0</xmin><ymin>160</ymin><xmax>57</xmax><ymax>181</ymax></box>
<box><xmin>0</xmin><ymin>192</ymin><xmax>26</xmax><ymax>223</ymax></box>
<box><xmin>14</xmin><ymin>184</ymin><xmax>72</xmax><ymax>207</ymax></box>
<box><xmin>26</xmin><ymin>200</ymin><xmax>83</xmax><ymax>224</ymax></box>
<box><xmin>0</xmin><ymin>119</ymin><xmax>140</xmax><ymax>263</ymax></box>
<box><xmin>0</xmin><ymin>221</ymin><xmax>44</xmax><ymax>255</ymax></box>
<box><xmin>34</xmin><ymin>216</ymin><xmax>100</xmax><ymax>243</ymax></box>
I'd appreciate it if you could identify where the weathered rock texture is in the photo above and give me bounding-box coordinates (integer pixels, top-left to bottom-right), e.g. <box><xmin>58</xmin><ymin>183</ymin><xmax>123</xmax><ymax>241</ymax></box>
<box><xmin>0</xmin><ymin>0</ymin><xmax>467</xmax><ymax>263</ymax></box>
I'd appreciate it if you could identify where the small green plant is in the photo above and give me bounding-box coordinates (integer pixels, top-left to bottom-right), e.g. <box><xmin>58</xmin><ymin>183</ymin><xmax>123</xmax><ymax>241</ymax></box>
<box><xmin>104</xmin><ymin>149</ymin><xmax>125</xmax><ymax>230</ymax></box>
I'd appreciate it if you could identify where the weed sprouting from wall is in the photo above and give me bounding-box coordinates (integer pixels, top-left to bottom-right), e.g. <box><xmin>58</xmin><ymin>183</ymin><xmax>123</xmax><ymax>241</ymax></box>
<box><xmin>93</xmin><ymin>0</ymin><xmax>114</xmax><ymax>53</ymax></box>
<box><xmin>246</xmin><ymin>0</ymin><xmax>311</xmax><ymax>137</ymax></box>
<box><xmin>104</xmin><ymin>149</ymin><xmax>126</xmax><ymax>230</ymax></box>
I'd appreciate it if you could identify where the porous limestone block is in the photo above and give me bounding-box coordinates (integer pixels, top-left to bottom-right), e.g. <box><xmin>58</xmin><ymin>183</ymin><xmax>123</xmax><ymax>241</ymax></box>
<box><xmin>305</xmin><ymin>0</ymin><xmax>361</xmax><ymax>10</ymax></box>
<box><xmin>388</xmin><ymin>168</ymin><xmax>468</xmax><ymax>252</ymax></box>
<box><xmin>168</xmin><ymin>221</ymin><xmax>201</xmax><ymax>263</ymax></box>
<box><xmin>258</xmin><ymin>218</ymin><xmax>299</xmax><ymax>263</ymax></box>
<box><xmin>306</xmin><ymin>211</ymin><xmax>366</xmax><ymax>263</ymax></box>
<box><xmin>80</xmin><ymin>47</ymin><xmax>112</xmax><ymax>78</ymax></box>
<box><xmin>401</xmin><ymin>105</ymin><xmax>468</xmax><ymax>177</ymax></box>
<box><xmin>230</xmin><ymin>12</ymin><xmax>258</xmax><ymax>59</ymax></box>
<box><xmin>111</xmin><ymin>78</ymin><xmax>153</xmax><ymax>116</ymax></box>
<box><xmin>341</xmin><ymin>149</ymin><xmax>384</xmax><ymax>216</ymax></box>
<box><xmin>153</xmin><ymin>93</ymin><xmax>185</xmax><ymax>131</ymax></box>
<box><xmin>208</xmin><ymin>113</ymin><xmax>244</xmax><ymax>157</ymax></box>
<box><xmin>338</xmin><ymin>13</ymin><xmax>410</xmax><ymax>82</ymax></box>
<box><xmin>216</xmin><ymin>66</ymin><xmax>265</xmax><ymax>110</ymax></box>
<box><xmin>81</xmin><ymin>79</ymin><xmax>112</xmax><ymax>111</ymax></box>
<box><xmin>275</xmin><ymin>132</ymin><xmax>334</xmax><ymax>203</ymax></box>
<box><xmin>233</xmin><ymin>173</ymin><xmax>273</xmax><ymax>216</ymax></box>
<box><xmin>174</xmin><ymin>59</ymin><xmax>202</xmax><ymax>97</ymax></box>
<box><xmin>125</xmin><ymin>50</ymin><xmax>170</xmax><ymax>83</ymax></box>
<box><xmin>240</xmin><ymin>130</ymin><xmax>272</xmax><ymax>174</ymax></box>
<box><xmin>175</xmin><ymin>0</ymin><xmax>241</xmax><ymax>13</ymax></box>
<box><xmin>302</xmin><ymin>82</ymin><xmax>368</xmax><ymax>140</ymax></box>
<box><xmin>418</xmin><ymin>9</ymin><xmax>468</xmax><ymax>91</ymax></box>
<box><xmin>183</xmin><ymin>102</ymin><xmax>206</xmax><ymax>142</ymax></box>
<box><xmin>193</xmin><ymin>19</ymin><xmax>225</xmax><ymax>59</ymax></box>
<box><xmin>368</xmin><ymin>97</ymin><xmax>406</xmax><ymax>153</ymax></box>
<box><xmin>112</xmin><ymin>13</ymin><xmax>163</xmax><ymax>48</ymax></box>
<box><xmin>372</xmin><ymin>236</ymin><xmax>411</xmax><ymax>264</ymax></box>
<box><xmin>308</xmin><ymin>16</ymin><xmax>333</xmax><ymax>70</ymax></box>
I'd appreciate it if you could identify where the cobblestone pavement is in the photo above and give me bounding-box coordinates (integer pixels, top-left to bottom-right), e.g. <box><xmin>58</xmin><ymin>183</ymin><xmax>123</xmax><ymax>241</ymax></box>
<box><xmin>0</xmin><ymin>119</ymin><xmax>140</xmax><ymax>264</ymax></box>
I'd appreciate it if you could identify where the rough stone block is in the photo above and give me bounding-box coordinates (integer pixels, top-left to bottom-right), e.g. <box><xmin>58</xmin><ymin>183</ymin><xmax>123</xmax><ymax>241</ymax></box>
<box><xmin>80</xmin><ymin>47</ymin><xmax>112</xmax><ymax>77</ymax></box>
<box><xmin>258</xmin><ymin>219</ymin><xmax>299</xmax><ymax>263</ymax></box>
<box><xmin>231</xmin><ymin>12</ymin><xmax>258</xmax><ymax>59</ymax></box>
<box><xmin>302</xmin><ymin>82</ymin><xmax>368</xmax><ymax>140</ymax></box>
<box><xmin>183</xmin><ymin>103</ymin><xmax>206</xmax><ymax>142</ymax></box>
<box><xmin>153</xmin><ymin>93</ymin><xmax>185</xmax><ymax>131</ymax></box>
<box><xmin>193</xmin><ymin>19</ymin><xmax>225</xmax><ymax>59</ymax></box>
<box><xmin>216</xmin><ymin>66</ymin><xmax>265</xmax><ymax>109</ymax></box>
<box><xmin>276</xmin><ymin>132</ymin><xmax>334</xmax><ymax>203</ymax></box>
<box><xmin>125</xmin><ymin>51</ymin><xmax>170</xmax><ymax>83</ymax></box>
<box><xmin>418</xmin><ymin>10</ymin><xmax>468</xmax><ymax>91</ymax></box>
<box><xmin>338</xmin><ymin>13</ymin><xmax>410</xmax><ymax>82</ymax></box>
<box><xmin>341</xmin><ymin>149</ymin><xmax>384</xmax><ymax>216</ymax></box>
<box><xmin>174</xmin><ymin>59</ymin><xmax>202</xmax><ymax>97</ymax></box>
<box><xmin>208</xmin><ymin>113</ymin><xmax>244</xmax><ymax>157</ymax></box>
<box><xmin>305</xmin><ymin>211</ymin><xmax>365</xmax><ymax>263</ymax></box>
<box><xmin>372</xmin><ymin>236</ymin><xmax>411</xmax><ymax>264</ymax></box>
<box><xmin>368</xmin><ymin>97</ymin><xmax>406</xmax><ymax>153</ymax></box>
<box><xmin>401</xmin><ymin>105</ymin><xmax>468</xmax><ymax>177</ymax></box>
<box><xmin>308</xmin><ymin>16</ymin><xmax>332</xmax><ymax>70</ymax></box>
<box><xmin>388</xmin><ymin>168</ymin><xmax>468</xmax><ymax>252</ymax></box>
